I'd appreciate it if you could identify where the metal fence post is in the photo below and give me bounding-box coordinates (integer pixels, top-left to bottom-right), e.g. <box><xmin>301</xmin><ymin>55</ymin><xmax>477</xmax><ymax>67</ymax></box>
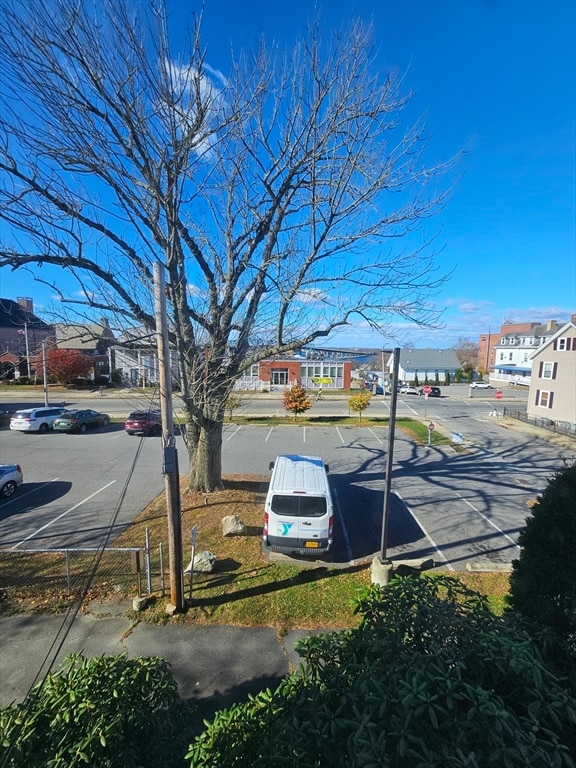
<box><xmin>145</xmin><ymin>527</ymin><xmax>152</xmax><ymax>595</ymax></box>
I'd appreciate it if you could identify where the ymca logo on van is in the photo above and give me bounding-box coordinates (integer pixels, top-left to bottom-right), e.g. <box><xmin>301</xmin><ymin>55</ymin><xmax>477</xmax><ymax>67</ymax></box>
<box><xmin>280</xmin><ymin>522</ymin><xmax>294</xmax><ymax>536</ymax></box>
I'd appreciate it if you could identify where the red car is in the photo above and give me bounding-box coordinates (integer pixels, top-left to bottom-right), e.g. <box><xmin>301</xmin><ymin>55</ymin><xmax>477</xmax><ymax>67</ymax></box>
<box><xmin>124</xmin><ymin>411</ymin><xmax>162</xmax><ymax>436</ymax></box>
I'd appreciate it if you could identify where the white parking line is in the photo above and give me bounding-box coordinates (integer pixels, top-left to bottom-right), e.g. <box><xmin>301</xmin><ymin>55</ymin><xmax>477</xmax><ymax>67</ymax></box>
<box><xmin>335</xmin><ymin>426</ymin><xmax>346</xmax><ymax>444</ymax></box>
<box><xmin>303</xmin><ymin>427</ymin><xmax>306</xmax><ymax>443</ymax></box>
<box><xmin>10</xmin><ymin>481</ymin><xmax>117</xmax><ymax>550</ymax></box>
<box><xmin>398</xmin><ymin>399</ymin><xmax>419</xmax><ymax>414</ymax></box>
<box><xmin>226</xmin><ymin>425</ymin><xmax>243</xmax><ymax>441</ymax></box>
<box><xmin>265</xmin><ymin>427</ymin><xmax>274</xmax><ymax>442</ymax></box>
<box><xmin>456</xmin><ymin>492</ymin><xmax>520</xmax><ymax>549</ymax></box>
<box><xmin>395</xmin><ymin>491</ymin><xmax>454</xmax><ymax>571</ymax></box>
<box><xmin>368</xmin><ymin>428</ymin><xmax>384</xmax><ymax>444</ymax></box>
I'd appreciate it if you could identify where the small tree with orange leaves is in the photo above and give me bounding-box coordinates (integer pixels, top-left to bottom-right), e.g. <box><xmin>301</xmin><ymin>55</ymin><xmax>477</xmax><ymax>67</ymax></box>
<box><xmin>283</xmin><ymin>384</ymin><xmax>312</xmax><ymax>421</ymax></box>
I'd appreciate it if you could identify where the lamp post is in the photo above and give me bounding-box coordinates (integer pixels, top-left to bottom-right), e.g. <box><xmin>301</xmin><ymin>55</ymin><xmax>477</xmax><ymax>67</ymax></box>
<box><xmin>372</xmin><ymin>346</ymin><xmax>400</xmax><ymax>586</ymax></box>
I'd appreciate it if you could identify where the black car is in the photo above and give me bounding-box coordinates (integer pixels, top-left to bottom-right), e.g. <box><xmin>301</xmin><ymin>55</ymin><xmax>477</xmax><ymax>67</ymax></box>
<box><xmin>124</xmin><ymin>411</ymin><xmax>162</xmax><ymax>435</ymax></box>
<box><xmin>417</xmin><ymin>386</ymin><xmax>441</xmax><ymax>397</ymax></box>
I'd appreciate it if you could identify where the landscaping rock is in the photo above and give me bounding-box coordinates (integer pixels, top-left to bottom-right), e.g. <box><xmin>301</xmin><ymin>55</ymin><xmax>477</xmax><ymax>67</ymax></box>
<box><xmin>222</xmin><ymin>515</ymin><xmax>247</xmax><ymax>536</ymax></box>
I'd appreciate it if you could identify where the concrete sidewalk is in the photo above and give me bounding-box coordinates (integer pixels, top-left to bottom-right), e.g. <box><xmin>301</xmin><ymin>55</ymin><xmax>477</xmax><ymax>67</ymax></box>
<box><xmin>0</xmin><ymin>597</ymin><xmax>325</xmax><ymax>726</ymax></box>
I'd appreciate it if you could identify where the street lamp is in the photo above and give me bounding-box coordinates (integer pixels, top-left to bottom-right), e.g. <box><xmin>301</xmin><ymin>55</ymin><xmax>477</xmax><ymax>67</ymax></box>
<box><xmin>372</xmin><ymin>346</ymin><xmax>400</xmax><ymax>586</ymax></box>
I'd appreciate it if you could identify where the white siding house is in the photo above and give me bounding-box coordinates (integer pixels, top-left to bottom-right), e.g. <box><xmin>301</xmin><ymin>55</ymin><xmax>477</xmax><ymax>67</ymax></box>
<box><xmin>527</xmin><ymin>317</ymin><xmax>576</xmax><ymax>431</ymax></box>
<box><xmin>491</xmin><ymin>320</ymin><xmax>562</xmax><ymax>387</ymax></box>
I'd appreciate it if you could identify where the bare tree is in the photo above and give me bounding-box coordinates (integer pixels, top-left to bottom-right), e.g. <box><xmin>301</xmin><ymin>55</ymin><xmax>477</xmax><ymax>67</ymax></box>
<box><xmin>0</xmin><ymin>0</ymin><xmax>454</xmax><ymax>491</ymax></box>
<box><xmin>453</xmin><ymin>337</ymin><xmax>479</xmax><ymax>372</ymax></box>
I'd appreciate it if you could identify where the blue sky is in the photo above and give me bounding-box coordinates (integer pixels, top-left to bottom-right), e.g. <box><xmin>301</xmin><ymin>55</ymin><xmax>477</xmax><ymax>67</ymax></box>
<box><xmin>2</xmin><ymin>0</ymin><xmax>574</xmax><ymax>349</ymax></box>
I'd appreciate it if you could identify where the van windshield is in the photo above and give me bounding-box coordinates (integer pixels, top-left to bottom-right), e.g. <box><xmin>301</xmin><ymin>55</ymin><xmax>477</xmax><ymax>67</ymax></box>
<box><xmin>270</xmin><ymin>494</ymin><xmax>327</xmax><ymax>517</ymax></box>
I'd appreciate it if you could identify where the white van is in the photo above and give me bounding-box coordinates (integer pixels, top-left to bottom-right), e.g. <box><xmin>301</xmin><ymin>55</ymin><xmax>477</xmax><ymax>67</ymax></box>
<box><xmin>263</xmin><ymin>455</ymin><xmax>333</xmax><ymax>556</ymax></box>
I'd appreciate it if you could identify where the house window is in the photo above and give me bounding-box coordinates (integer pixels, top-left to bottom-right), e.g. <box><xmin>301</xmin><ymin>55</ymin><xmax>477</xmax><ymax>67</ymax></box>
<box><xmin>509</xmin><ymin>353</ymin><xmax>513</xmax><ymax>361</ymax></box>
<box><xmin>539</xmin><ymin>361</ymin><xmax>558</xmax><ymax>380</ymax></box>
<box><xmin>535</xmin><ymin>390</ymin><xmax>554</xmax><ymax>409</ymax></box>
<box><xmin>558</xmin><ymin>338</ymin><xmax>567</xmax><ymax>351</ymax></box>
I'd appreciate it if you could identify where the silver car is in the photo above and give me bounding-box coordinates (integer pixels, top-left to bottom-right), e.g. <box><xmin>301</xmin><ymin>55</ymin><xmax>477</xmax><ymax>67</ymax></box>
<box><xmin>0</xmin><ymin>464</ymin><xmax>23</xmax><ymax>498</ymax></box>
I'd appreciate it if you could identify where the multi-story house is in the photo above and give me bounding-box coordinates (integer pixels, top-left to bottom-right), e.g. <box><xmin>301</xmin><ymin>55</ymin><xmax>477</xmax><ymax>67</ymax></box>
<box><xmin>490</xmin><ymin>320</ymin><xmax>563</xmax><ymax>387</ymax></box>
<box><xmin>477</xmin><ymin>322</ymin><xmax>538</xmax><ymax>374</ymax></box>
<box><xmin>0</xmin><ymin>297</ymin><xmax>54</xmax><ymax>379</ymax></box>
<box><xmin>527</xmin><ymin>316</ymin><xmax>576</xmax><ymax>430</ymax></box>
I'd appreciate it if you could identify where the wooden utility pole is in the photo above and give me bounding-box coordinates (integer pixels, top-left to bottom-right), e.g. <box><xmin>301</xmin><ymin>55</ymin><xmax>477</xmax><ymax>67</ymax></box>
<box><xmin>154</xmin><ymin>262</ymin><xmax>185</xmax><ymax>612</ymax></box>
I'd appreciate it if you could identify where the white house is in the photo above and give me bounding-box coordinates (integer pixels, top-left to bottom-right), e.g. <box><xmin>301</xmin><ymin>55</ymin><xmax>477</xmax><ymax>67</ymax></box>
<box><xmin>388</xmin><ymin>348</ymin><xmax>462</xmax><ymax>384</ymax></box>
<box><xmin>490</xmin><ymin>320</ymin><xmax>562</xmax><ymax>387</ymax></box>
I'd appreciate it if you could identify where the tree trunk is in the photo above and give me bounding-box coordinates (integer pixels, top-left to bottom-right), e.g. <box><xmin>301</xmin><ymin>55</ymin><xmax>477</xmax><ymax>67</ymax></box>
<box><xmin>186</xmin><ymin>417</ymin><xmax>224</xmax><ymax>492</ymax></box>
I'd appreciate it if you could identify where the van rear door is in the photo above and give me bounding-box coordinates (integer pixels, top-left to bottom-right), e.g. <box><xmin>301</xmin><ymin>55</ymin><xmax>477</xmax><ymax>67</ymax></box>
<box><xmin>269</xmin><ymin>492</ymin><xmax>329</xmax><ymax>551</ymax></box>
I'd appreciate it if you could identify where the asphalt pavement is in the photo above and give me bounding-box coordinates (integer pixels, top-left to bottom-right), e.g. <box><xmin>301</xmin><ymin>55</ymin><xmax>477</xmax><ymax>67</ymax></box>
<box><xmin>0</xmin><ymin>595</ymin><xmax>327</xmax><ymax>722</ymax></box>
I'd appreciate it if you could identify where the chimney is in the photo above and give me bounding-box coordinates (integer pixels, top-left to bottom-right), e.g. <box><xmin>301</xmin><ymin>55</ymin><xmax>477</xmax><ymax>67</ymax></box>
<box><xmin>546</xmin><ymin>320</ymin><xmax>557</xmax><ymax>331</ymax></box>
<box><xmin>17</xmin><ymin>297</ymin><xmax>33</xmax><ymax>313</ymax></box>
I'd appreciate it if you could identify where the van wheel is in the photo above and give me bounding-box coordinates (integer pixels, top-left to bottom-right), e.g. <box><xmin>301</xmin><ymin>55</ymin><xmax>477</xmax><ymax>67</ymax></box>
<box><xmin>39</xmin><ymin>423</ymin><xmax>49</xmax><ymax>433</ymax></box>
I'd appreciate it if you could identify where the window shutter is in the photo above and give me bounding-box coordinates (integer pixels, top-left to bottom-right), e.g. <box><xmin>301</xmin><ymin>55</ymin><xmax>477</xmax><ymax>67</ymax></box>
<box><xmin>553</xmin><ymin>340</ymin><xmax>557</xmax><ymax>350</ymax></box>
<box><xmin>538</xmin><ymin>361</ymin><xmax>543</xmax><ymax>377</ymax></box>
<box><xmin>535</xmin><ymin>389</ymin><xmax>540</xmax><ymax>405</ymax></box>
<box><xmin>552</xmin><ymin>363</ymin><xmax>558</xmax><ymax>379</ymax></box>
<box><xmin>567</xmin><ymin>338</ymin><xmax>572</xmax><ymax>351</ymax></box>
<box><xmin>549</xmin><ymin>392</ymin><xmax>554</xmax><ymax>408</ymax></box>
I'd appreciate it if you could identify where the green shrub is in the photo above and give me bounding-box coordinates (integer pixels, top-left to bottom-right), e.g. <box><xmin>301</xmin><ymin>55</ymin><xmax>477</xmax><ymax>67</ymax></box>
<box><xmin>187</xmin><ymin>576</ymin><xmax>576</xmax><ymax>767</ymax></box>
<box><xmin>509</xmin><ymin>463</ymin><xmax>576</xmax><ymax>637</ymax></box>
<box><xmin>0</xmin><ymin>653</ymin><xmax>195</xmax><ymax>768</ymax></box>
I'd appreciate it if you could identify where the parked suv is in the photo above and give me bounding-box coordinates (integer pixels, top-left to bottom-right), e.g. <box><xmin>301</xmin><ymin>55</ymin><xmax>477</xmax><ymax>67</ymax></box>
<box><xmin>124</xmin><ymin>411</ymin><xmax>162</xmax><ymax>436</ymax></box>
<box><xmin>9</xmin><ymin>407</ymin><xmax>68</xmax><ymax>433</ymax></box>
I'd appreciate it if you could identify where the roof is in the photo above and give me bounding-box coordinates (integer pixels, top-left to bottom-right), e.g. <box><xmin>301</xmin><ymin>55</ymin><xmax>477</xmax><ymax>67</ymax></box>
<box><xmin>54</xmin><ymin>323</ymin><xmax>115</xmax><ymax>350</ymax></box>
<box><xmin>395</xmin><ymin>348</ymin><xmax>461</xmax><ymax>371</ymax></box>
<box><xmin>528</xmin><ymin>319</ymin><xmax>576</xmax><ymax>359</ymax></box>
<box><xmin>0</xmin><ymin>298</ymin><xmax>51</xmax><ymax>330</ymax></box>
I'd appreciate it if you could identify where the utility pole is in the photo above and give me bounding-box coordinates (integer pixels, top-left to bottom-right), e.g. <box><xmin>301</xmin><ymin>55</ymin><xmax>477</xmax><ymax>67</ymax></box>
<box><xmin>42</xmin><ymin>340</ymin><xmax>49</xmax><ymax>406</ymax></box>
<box><xmin>154</xmin><ymin>262</ymin><xmax>185</xmax><ymax>613</ymax></box>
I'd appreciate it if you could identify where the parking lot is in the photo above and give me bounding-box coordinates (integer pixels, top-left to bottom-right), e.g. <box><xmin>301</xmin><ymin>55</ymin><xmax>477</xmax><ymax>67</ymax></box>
<box><xmin>1</xmin><ymin>384</ymin><xmax>571</xmax><ymax>571</ymax></box>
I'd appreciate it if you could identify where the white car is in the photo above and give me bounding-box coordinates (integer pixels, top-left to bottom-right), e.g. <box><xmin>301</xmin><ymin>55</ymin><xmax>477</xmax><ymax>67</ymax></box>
<box><xmin>0</xmin><ymin>464</ymin><xmax>24</xmax><ymax>498</ymax></box>
<box><xmin>9</xmin><ymin>406</ymin><xmax>68</xmax><ymax>433</ymax></box>
<box><xmin>469</xmin><ymin>382</ymin><xmax>493</xmax><ymax>389</ymax></box>
<box><xmin>399</xmin><ymin>385</ymin><xmax>419</xmax><ymax>395</ymax></box>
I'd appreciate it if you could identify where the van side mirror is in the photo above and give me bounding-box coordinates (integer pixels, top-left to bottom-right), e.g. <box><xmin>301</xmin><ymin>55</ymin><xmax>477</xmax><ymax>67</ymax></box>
<box><xmin>268</xmin><ymin>461</ymin><xmax>275</xmax><ymax>471</ymax></box>
<box><xmin>324</xmin><ymin>464</ymin><xmax>329</xmax><ymax>473</ymax></box>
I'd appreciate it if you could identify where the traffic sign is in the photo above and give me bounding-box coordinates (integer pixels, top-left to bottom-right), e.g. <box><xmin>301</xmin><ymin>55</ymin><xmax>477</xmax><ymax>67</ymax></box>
<box><xmin>423</xmin><ymin>385</ymin><xmax>432</xmax><ymax>395</ymax></box>
<box><xmin>495</xmin><ymin>390</ymin><xmax>503</xmax><ymax>400</ymax></box>
<box><xmin>428</xmin><ymin>422</ymin><xmax>435</xmax><ymax>431</ymax></box>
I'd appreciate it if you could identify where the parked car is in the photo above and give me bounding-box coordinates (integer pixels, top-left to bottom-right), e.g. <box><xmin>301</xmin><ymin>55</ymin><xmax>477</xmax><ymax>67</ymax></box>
<box><xmin>124</xmin><ymin>411</ymin><xmax>162</xmax><ymax>436</ymax></box>
<box><xmin>9</xmin><ymin>407</ymin><xmax>68</xmax><ymax>433</ymax></box>
<box><xmin>0</xmin><ymin>464</ymin><xmax>23</xmax><ymax>498</ymax></box>
<box><xmin>53</xmin><ymin>409</ymin><xmax>110</xmax><ymax>433</ymax></box>
<box><xmin>399</xmin><ymin>385</ymin><xmax>418</xmax><ymax>395</ymax></box>
<box><xmin>417</xmin><ymin>386</ymin><xmax>441</xmax><ymax>397</ymax></box>
<box><xmin>469</xmin><ymin>381</ymin><xmax>493</xmax><ymax>389</ymax></box>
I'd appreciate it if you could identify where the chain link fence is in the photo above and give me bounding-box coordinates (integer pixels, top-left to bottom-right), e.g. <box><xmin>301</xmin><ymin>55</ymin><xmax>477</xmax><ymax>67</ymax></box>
<box><xmin>0</xmin><ymin>532</ymin><xmax>171</xmax><ymax>605</ymax></box>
